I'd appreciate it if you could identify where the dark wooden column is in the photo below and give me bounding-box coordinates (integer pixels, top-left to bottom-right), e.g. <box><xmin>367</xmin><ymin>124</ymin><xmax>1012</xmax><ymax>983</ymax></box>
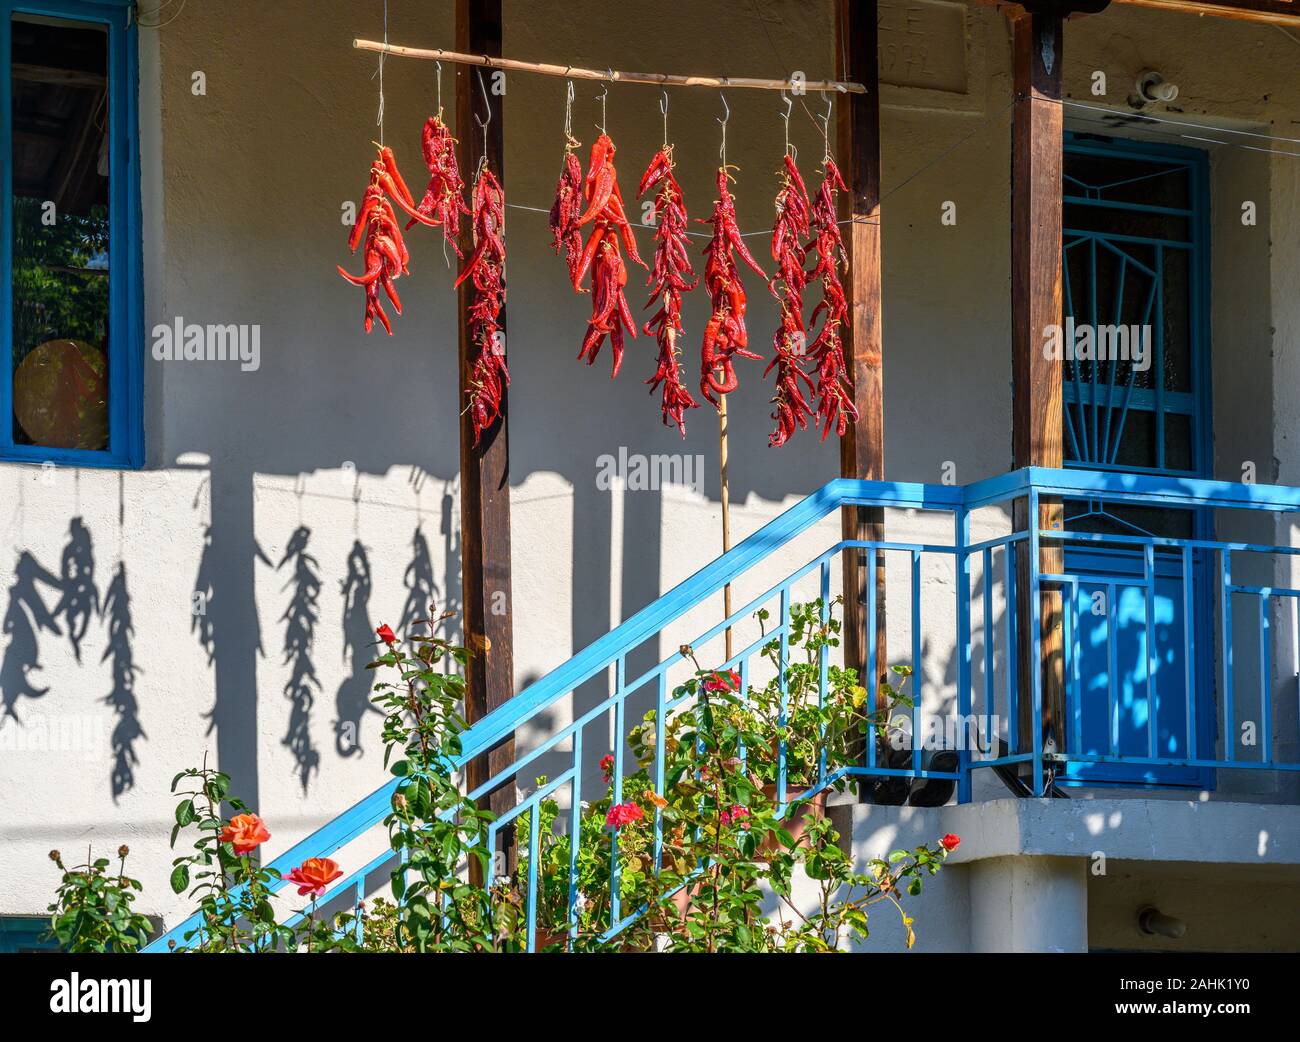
<box><xmin>455</xmin><ymin>0</ymin><xmax>515</xmax><ymax>822</ymax></box>
<box><xmin>835</xmin><ymin>0</ymin><xmax>888</xmax><ymax>775</ymax></box>
<box><xmin>1011</xmin><ymin>7</ymin><xmax>1066</xmax><ymax>773</ymax></box>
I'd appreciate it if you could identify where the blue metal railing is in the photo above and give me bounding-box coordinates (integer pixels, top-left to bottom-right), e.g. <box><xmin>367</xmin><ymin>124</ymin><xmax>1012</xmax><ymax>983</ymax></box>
<box><xmin>144</xmin><ymin>467</ymin><xmax>1300</xmax><ymax>951</ymax></box>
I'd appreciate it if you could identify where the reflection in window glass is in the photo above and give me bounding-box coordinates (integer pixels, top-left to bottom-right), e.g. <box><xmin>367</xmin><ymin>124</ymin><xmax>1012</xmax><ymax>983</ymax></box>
<box><xmin>10</xmin><ymin>15</ymin><xmax>110</xmax><ymax>450</ymax></box>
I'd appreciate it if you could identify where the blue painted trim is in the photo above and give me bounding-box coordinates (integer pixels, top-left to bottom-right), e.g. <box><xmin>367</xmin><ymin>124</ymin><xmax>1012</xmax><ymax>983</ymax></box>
<box><xmin>1</xmin><ymin>0</ymin><xmax>142</xmax><ymax>468</ymax></box>
<box><xmin>0</xmin><ymin>915</ymin><xmax>57</xmax><ymax>952</ymax></box>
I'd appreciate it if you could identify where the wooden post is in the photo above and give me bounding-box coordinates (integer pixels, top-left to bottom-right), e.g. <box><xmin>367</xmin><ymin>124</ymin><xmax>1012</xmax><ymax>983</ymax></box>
<box><xmin>835</xmin><ymin>0</ymin><xmax>887</xmax><ymax>773</ymax></box>
<box><xmin>455</xmin><ymin>0</ymin><xmax>515</xmax><ymax>827</ymax></box>
<box><xmin>1011</xmin><ymin>7</ymin><xmax>1066</xmax><ymax>778</ymax></box>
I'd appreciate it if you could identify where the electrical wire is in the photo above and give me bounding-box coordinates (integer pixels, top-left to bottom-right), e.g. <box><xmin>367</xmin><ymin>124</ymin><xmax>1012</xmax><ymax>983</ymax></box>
<box><xmin>135</xmin><ymin>0</ymin><xmax>186</xmax><ymax>29</ymax></box>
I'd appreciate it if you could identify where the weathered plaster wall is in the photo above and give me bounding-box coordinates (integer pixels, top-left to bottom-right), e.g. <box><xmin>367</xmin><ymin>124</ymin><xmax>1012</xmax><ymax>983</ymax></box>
<box><xmin>1</xmin><ymin>1</ymin><xmax>1299</xmax><ymax>938</ymax></box>
<box><xmin>1089</xmin><ymin>859</ymin><xmax>1300</xmax><ymax>952</ymax></box>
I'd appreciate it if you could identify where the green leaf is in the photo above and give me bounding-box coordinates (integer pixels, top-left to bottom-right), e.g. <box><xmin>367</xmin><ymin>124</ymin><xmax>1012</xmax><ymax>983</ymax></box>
<box><xmin>169</xmin><ymin>864</ymin><xmax>190</xmax><ymax>894</ymax></box>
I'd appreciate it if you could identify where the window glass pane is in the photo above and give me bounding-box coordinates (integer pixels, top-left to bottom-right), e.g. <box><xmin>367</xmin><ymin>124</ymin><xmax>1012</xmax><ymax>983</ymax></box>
<box><xmin>1164</xmin><ymin>412</ymin><xmax>1193</xmax><ymax>472</ymax></box>
<box><xmin>10</xmin><ymin>14</ymin><xmax>109</xmax><ymax>451</ymax></box>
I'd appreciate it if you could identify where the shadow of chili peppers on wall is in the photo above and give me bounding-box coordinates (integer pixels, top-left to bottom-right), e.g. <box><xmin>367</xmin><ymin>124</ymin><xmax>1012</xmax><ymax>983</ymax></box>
<box><xmin>278</xmin><ymin>525</ymin><xmax>322</xmax><ymax>792</ymax></box>
<box><xmin>101</xmin><ymin>561</ymin><xmax>143</xmax><ymax>800</ymax></box>
<box><xmin>0</xmin><ymin>550</ymin><xmax>63</xmax><ymax>721</ymax></box>
<box><xmin>53</xmin><ymin>518</ymin><xmax>99</xmax><ymax>664</ymax></box>
<box><xmin>335</xmin><ymin>539</ymin><xmax>383</xmax><ymax>758</ymax></box>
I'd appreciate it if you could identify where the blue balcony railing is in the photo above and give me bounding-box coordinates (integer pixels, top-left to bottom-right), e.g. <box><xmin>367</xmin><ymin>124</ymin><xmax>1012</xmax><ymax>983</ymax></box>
<box><xmin>144</xmin><ymin>467</ymin><xmax>1300</xmax><ymax>952</ymax></box>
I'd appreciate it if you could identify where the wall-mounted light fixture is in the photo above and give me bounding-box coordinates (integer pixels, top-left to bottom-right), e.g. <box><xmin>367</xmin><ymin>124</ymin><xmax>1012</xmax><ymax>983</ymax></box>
<box><xmin>1138</xmin><ymin>906</ymin><xmax>1187</xmax><ymax>939</ymax></box>
<box><xmin>1129</xmin><ymin>70</ymin><xmax>1179</xmax><ymax>110</ymax></box>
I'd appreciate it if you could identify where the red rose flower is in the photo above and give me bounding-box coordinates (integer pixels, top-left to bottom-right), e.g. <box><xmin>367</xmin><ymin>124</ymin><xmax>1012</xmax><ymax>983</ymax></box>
<box><xmin>219</xmin><ymin>813</ymin><xmax>270</xmax><ymax>855</ymax></box>
<box><xmin>939</xmin><ymin>834</ymin><xmax>961</xmax><ymax>852</ymax></box>
<box><xmin>375</xmin><ymin>624</ymin><xmax>398</xmax><ymax>645</ymax></box>
<box><xmin>284</xmin><ymin>857</ymin><xmax>344</xmax><ymax>897</ymax></box>
<box><xmin>605</xmin><ymin>802</ymin><xmax>643</xmax><ymax>829</ymax></box>
<box><xmin>702</xmin><ymin>669</ymin><xmax>741</xmax><ymax>693</ymax></box>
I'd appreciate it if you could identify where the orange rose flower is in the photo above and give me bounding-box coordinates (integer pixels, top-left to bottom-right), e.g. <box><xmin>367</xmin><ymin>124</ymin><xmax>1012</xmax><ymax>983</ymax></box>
<box><xmin>219</xmin><ymin>813</ymin><xmax>270</xmax><ymax>855</ymax></box>
<box><xmin>284</xmin><ymin>857</ymin><xmax>343</xmax><ymax>897</ymax></box>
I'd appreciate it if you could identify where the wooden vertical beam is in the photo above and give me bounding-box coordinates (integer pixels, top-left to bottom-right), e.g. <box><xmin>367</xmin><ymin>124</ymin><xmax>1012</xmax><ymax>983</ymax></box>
<box><xmin>1011</xmin><ymin>7</ymin><xmax>1066</xmax><ymax>774</ymax></box>
<box><xmin>455</xmin><ymin>0</ymin><xmax>515</xmax><ymax>824</ymax></box>
<box><xmin>835</xmin><ymin>0</ymin><xmax>888</xmax><ymax>774</ymax></box>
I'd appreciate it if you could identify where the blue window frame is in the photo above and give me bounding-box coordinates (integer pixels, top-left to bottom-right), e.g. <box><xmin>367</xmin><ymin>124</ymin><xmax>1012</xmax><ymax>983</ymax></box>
<box><xmin>1060</xmin><ymin>133</ymin><xmax>1211</xmax><ymax>478</ymax></box>
<box><xmin>0</xmin><ymin>0</ymin><xmax>141</xmax><ymax>468</ymax></box>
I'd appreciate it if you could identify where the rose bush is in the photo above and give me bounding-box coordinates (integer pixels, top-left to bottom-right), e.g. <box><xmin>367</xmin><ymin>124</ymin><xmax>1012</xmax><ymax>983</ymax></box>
<box><xmin>44</xmin><ymin>605</ymin><xmax>958</xmax><ymax>953</ymax></box>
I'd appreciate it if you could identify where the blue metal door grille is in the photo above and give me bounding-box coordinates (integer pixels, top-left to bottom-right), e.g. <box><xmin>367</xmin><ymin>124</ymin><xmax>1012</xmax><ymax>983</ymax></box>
<box><xmin>1061</xmin><ymin>136</ymin><xmax>1210</xmax><ymax>477</ymax></box>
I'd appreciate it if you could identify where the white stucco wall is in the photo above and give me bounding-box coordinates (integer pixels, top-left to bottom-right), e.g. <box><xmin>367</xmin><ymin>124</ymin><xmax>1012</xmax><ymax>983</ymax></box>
<box><xmin>2</xmin><ymin>1</ymin><xmax>1299</xmax><ymax>942</ymax></box>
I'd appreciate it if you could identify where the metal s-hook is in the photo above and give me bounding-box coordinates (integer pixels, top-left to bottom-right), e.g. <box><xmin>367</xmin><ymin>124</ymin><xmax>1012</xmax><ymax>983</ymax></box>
<box><xmin>819</xmin><ymin>89</ymin><xmax>833</xmax><ymax>161</ymax></box>
<box><xmin>564</xmin><ymin>78</ymin><xmax>576</xmax><ymax>144</ymax></box>
<box><xmin>660</xmin><ymin>90</ymin><xmax>669</xmax><ymax>148</ymax></box>
<box><xmin>717</xmin><ymin>91</ymin><xmax>730</xmax><ymax>167</ymax></box>
<box><xmin>475</xmin><ymin>68</ymin><xmax>492</xmax><ymax>167</ymax></box>
<box><xmin>779</xmin><ymin>89</ymin><xmax>793</xmax><ymax>158</ymax></box>
<box><xmin>596</xmin><ymin>77</ymin><xmax>609</xmax><ymax>135</ymax></box>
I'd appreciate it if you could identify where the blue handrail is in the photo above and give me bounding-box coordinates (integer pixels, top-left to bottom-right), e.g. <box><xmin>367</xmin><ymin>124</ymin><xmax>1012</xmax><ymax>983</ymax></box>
<box><xmin>144</xmin><ymin>467</ymin><xmax>1300</xmax><ymax>951</ymax></box>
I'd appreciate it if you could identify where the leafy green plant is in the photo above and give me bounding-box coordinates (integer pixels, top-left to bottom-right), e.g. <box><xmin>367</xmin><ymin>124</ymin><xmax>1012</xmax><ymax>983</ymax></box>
<box><xmin>46</xmin><ymin>845</ymin><xmax>152</xmax><ymax>952</ymax></box>
<box><xmin>167</xmin><ymin>761</ymin><xmax>292</xmax><ymax>952</ymax></box>
<box><xmin>748</xmin><ymin>597</ymin><xmax>911</xmax><ymax>791</ymax></box>
<box><xmin>370</xmin><ymin>612</ymin><xmax>500</xmax><ymax>951</ymax></box>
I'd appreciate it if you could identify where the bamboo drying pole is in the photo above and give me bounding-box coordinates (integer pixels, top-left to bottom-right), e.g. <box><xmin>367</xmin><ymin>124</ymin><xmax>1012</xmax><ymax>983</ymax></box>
<box><xmin>352</xmin><ymin>39</ymin><xmax>867</xmax><ymax>94</ymax></box>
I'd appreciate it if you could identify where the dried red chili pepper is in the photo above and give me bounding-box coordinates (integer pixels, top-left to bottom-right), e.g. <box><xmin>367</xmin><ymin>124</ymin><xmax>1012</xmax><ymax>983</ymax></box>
<box><xmin>338</xmin><ymin>145</ymin><xmax>435</xmax><ymax>335</ymax></box>
<box><xmin>638</xmin><ymin>146</ymin><xmax>699</xmax><ymax>436</ymax></box>
<box><xmin>549</xmin><ymin>140</ymin><xmax>585</xmax><ymax>285</ymax></box>
<box><xmin>573</xmin><ymin>133</ymin><xmax>644</xmax><ymax>377</ymax></box>
<box><xmin>406</xmin><ymin>114</ymin><xmax>470</xmax><ymax>255</ymax></box>
<box><xmin>699</xmin><ymin>166</ymin><xmax>766</xmax><ymax>408</ymax></box>
<box><xmin>806</xmin><ymin>157</ymin><xmax>858</xmax><ymax>439</ymax></box>
<box><xmin>454</xmin><ymin>165</ymin><xmax>508</xmax><ymax>444</ymax></box>
<box><xmin>764</xmin><ymin>152</ymin><xmax>815</xmax><ymax>447</ymax></box>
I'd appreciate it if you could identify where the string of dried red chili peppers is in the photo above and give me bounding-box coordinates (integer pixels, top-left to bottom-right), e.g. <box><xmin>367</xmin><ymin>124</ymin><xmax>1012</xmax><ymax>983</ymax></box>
<box><xmin>806</xmin><ymin>157</ymin><xmax>858</xmax><ymax>440</ymax></box>
<box><xmin>548</xmin><ymin>137</ymin><xmax>585</xmax><ymax>286</ymax></box>
<box><xmin>573</xmin><ymin>134</ymin><xmax>645</xmax><ymax>377</ymax></box>
<box><xmin>453</xmin><ymin>164</ymin><xmax>508</xmax><ymax>444</ymax></box>
<box><xmin>406</xmin><ymin>114</ymin><xmax>470</xmax><ymax>254</ymax></box>
<box><xmin>699</xmin><ymin>166</ymin><xmax>766</xmax><ymax>408</ymax></box>
<box><xmin>764</xmin><ymin>152</ymin><xmax>815</xmax><ymax>447</ymax></box>
<box><xmin>338</xmin><ymin>145</ymin><xmax>435</xmax><ymax>335</ymax></box>
<box><xmin>638</xmin><ymin>146</ymin><xmax>699</xmax><ymax>436</ymax></box>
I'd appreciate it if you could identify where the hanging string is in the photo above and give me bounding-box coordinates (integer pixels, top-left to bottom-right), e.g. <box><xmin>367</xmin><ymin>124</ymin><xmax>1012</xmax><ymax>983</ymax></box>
<box><xmin>596</xmin><ymin>81</ymin><xmax>608</xmax><ymax>135</ymax></box>
<box><xmin>376</xmin><ymin>0</ymin><xmax>388</xmax><ymax>145</ymax></box>
<box><xmin>435</xmin><ymin>59</ymin><xmax>443</xmax><ymax>120</ymax></box>
<box><xmin>660</xmin><ymin>90</ymin><xmax>669</xmax><ymax>149</ymax></box>
<box><xmin>564</xmin><ymin>79</ymin><xmax>576</xmax><ymax>144</ymax></box>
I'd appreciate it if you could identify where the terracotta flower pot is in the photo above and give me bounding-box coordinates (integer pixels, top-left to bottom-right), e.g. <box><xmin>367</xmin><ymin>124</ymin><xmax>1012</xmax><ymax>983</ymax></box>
<box><xmin>759</xmin><ymin>783</ymin><xmax>827</xmax><ymax>855</ymax></box>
